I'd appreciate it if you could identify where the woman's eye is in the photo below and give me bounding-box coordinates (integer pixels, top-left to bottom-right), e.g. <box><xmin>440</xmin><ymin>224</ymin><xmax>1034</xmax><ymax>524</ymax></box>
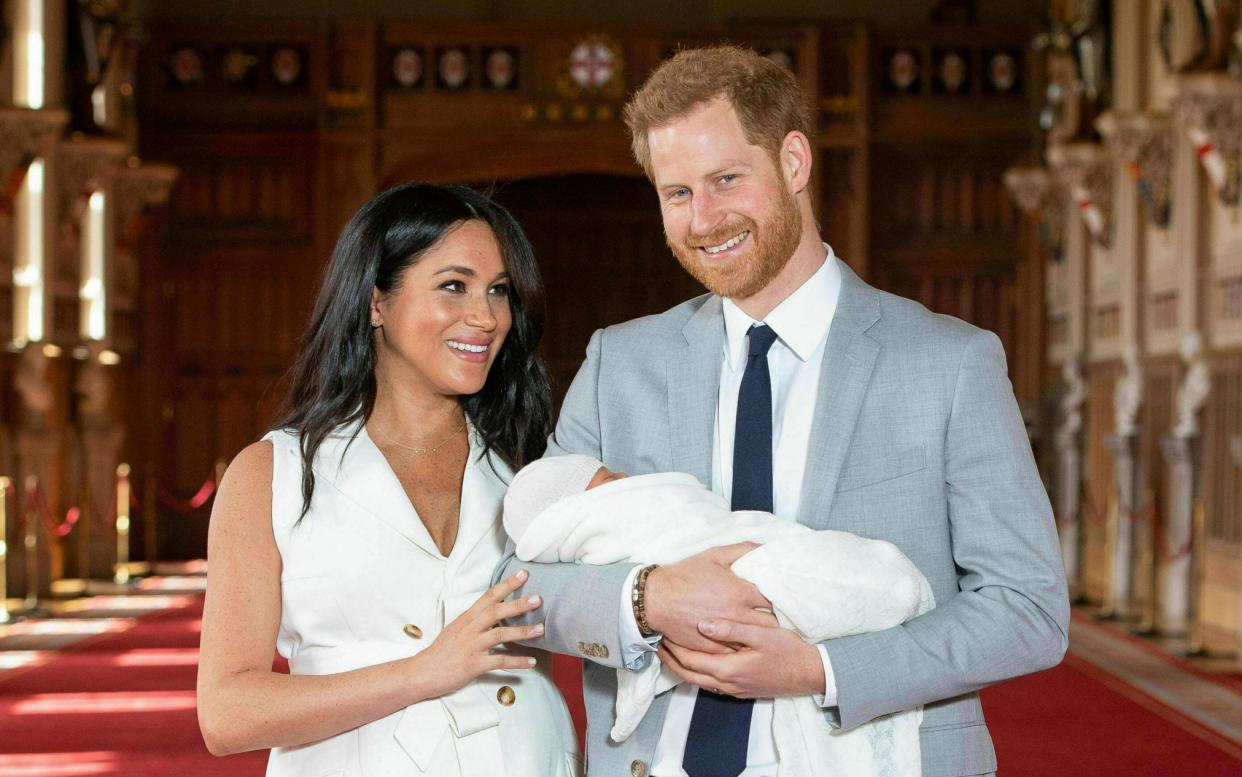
<box><xmin>489</xmin><ymin>284</ymin><xmax>511</xmax><ymax>297</ymax></box>
<box><xmin>441</xmin><ymin>280</ymin><xmax>465</xmax><ymax>292</ymax></box>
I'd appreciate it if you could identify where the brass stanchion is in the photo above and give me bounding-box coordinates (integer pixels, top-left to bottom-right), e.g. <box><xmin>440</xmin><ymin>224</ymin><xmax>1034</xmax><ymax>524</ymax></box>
<box><xmin>113</xmin><ymin>464</ymin><xmax>132</xmax><ymax>585</ymax></box>
<box><xmin>1130</xmin><ymin>491</ymin><xmax>1160</xmax><ymax>636</ymax></box>
<box><xmin>143</xmin><ymin>466</ymin><xmax>158</xmax><ymax>575</ymax></box>
<box><xmin>1095</xmin><ymin>488</ymin><xmax>1119</xmax><ymax>620</ymax></box>
<box><xmin>23</xmin><ymin>476</ymin><xmax>41</xmax><ymax>611</ymax></box>
<box><xmin>76</xmin><ymin>477</ymin><xmax>92</xmax><ymax>589</ymax></box>
<box><xmin>0</xmin><ymin>476</ymin><xmax>10</xmax><ymax>624</ymax></box>
<box><xmin>1182</xmin><ymin>498</ymin><xmax>1209</xmax><ymax>657</ymax></box>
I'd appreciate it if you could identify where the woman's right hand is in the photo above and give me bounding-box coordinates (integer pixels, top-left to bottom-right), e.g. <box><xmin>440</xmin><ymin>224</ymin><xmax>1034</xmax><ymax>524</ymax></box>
<box><xmin>415</xmin><ymin>569</ymin><xmax>544</xmax><ymax>699</ymax></box>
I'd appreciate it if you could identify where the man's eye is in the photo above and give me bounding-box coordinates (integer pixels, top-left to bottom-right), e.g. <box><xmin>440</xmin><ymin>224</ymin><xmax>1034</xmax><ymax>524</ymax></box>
<box><xmin>667</xmin><ymin>188</ymin><xmax>689</xmax><ymax>201</ymax></box>
<box><xmin>719</xmin><ymin>174</ymin><xmax>737</xmax><ymax>184</ymax></box>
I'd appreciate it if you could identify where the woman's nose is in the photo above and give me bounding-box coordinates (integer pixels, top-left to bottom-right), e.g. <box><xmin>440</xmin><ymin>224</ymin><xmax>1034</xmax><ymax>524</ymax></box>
<box><xmin>464</xmin><ymin>293</ymin><xmax>498</xmax><ymax>330</ymax></box>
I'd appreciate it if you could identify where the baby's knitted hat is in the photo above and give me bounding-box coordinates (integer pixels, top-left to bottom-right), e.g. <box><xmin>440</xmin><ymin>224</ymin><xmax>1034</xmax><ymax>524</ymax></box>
<box><xmin>503</xmin><ymin>454</ymin><xmax>604</xmax><ymax>540</ymax></box>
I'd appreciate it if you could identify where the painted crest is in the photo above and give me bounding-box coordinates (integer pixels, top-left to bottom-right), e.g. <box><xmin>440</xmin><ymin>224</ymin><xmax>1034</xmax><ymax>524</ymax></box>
<box><xmin>392</xmin><ymin>48</ymin><xmax>423</xmax><ymax>88</ymax></box>
<box><xmin>438</xmin><ymin>48</ymin><xmax>470</xmax><ymax>90</ymax></box>
<box><xmin>988</xmin><ymin>52</ymin><xmax>1017</xmax><ymax>92</ymax></box>
<box><xmin>271</xmin><ymin>47</ymin><xmax>303</xmax><ymax>86</ymax></box>
<box><xmin>485</xmin><ymin>49</ymin><xmax>517</xmax><ymax>90</ymax></box>
<box><xmin>888</xmin><ymin>50</ymin><xmax>919</xmax><ymax>92</ymax></box>
<box><xmin>170</xmin><ymin>47</ymin><xmax>204</xmax><ymax>86</ymax></box>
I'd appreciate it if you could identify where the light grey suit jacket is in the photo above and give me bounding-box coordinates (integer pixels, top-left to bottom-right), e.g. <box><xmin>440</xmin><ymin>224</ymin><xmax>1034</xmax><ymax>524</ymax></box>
<box><xmin>502</xmin><ymin>259</ymin><xmax>1069</xmax><ymax>777</ymax></box>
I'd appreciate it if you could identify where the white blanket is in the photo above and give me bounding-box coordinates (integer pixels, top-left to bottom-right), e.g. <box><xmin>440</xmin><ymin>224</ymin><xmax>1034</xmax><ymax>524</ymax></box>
<box><xmin>506</xmin><ymin>472</ymin><xmax>934</xmax><ymax>777</ymax></box>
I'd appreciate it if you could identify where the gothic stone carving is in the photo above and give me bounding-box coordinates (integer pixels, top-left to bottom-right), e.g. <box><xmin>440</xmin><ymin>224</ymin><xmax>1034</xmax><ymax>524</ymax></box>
<box><xmin>1047</xmin><ymin>142</ymin><xmax>1114</xmax><ymax>248</ymax></box>
<box><xmin>1099</xmin><ymin>112</ymin><xmax>1173</xmax><ymax>227</ymax></box>
<box><xmin>0</xmin><ymin>108</ymin><xmax>69</xmax><ymax>186</ymax></box>
<box><xmin>55</xmin><ymin>136</ymin><xmax>130</xmax><ymax>266</ymax></box>
<box><xmin>1171</xmin><ymin>74</ymin><xmax>1242</xmax><ymax>205</ymax></box>
<box><xmin>112</xmin><ymin>162</ymin><xmax>178</xmax><ymax>303</ymax></box>
<box><xmin>1004</xmin><ymin>165</ymin><xmax>1066</xmax><ymax>260</ymax></box>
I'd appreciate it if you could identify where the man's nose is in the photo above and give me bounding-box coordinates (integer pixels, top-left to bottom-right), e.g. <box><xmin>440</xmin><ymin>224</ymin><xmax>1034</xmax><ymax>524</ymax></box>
<box><xmin>689</xmin><ymin>190</ymin><xmax>723</xmax><ymax>238</ymax></box>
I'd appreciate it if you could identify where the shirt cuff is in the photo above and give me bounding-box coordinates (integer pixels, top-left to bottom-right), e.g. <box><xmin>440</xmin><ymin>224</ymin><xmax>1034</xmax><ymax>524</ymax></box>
<box><xmin>617</xmin><ymin>565</ymin><xmax>660</xmax><ymax>671</ymax></box>
<box><xmin>811</xmin><ymin>643</ymin><xmax>838</xmax><ymax>707</ymax></box>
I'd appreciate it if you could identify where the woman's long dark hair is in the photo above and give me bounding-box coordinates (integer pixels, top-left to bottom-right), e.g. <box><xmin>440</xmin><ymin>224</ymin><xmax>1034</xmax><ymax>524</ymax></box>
<box><xmin>271</xmin><ymin>183</ymin><xmax>553</xmax><ymax>518</ymax></box>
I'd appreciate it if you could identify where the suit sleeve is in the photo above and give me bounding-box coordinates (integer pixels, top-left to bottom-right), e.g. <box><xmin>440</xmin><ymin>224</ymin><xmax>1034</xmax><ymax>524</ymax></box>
<box><xmin>495</xmin><ymin>329</ymin><xmax>645</xmax><ymax>669</ymax></box>
<box><xmin>820</xmin><ymin>329</ymin><xmax>1069</xmax><ymax>730</ymax></box>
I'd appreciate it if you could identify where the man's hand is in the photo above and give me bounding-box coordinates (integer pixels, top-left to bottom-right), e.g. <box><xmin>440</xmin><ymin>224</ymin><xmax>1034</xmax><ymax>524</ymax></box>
<box><xmin>658</xmin><ymin>619</ymin><xmax>826</xmax><ymax>699</ymax></box>
<box><xmin>645</xmin><ymin>543</ymin><xmax>775</xmax><ymax>653</ymax></box>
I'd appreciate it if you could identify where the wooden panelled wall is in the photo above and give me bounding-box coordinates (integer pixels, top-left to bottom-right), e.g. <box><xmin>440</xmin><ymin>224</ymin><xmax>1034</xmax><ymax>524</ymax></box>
<box><xmin>136</xmin><ymin>20</ymin><xmax>1037</xmax><ymax>558</ymax></box>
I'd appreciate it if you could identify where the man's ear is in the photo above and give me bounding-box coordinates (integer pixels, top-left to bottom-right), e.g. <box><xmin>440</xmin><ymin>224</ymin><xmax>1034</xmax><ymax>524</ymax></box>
<box><xmin>780</xmin><ymin>131</ymin><xmax>813</xmax><ymax>194</ymax></box>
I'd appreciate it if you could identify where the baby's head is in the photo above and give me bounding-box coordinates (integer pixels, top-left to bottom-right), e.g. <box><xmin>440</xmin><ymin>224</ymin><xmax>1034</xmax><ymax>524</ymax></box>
<box><xmin>504</xmin><ymin>455</ymin><xmax>628</xmax><ymax>540</ymax></box>
<box><xmin>587</xmin><ymin>466</ymin><xmax>629</xmax><ymax>490</ymax></box>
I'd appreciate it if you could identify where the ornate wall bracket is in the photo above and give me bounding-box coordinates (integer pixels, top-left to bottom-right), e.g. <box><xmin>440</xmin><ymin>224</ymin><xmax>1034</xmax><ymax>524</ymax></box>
<box><xmin>111</xmin><ymin>161</ymin><xmax>179</xmax><ymax>308</ymax></box>
<box><xmin>0</xmin><ymin>108</ymin><xmax>69</xmax><ymax>192</ymax></box>
<box><xmin>1171</xmin><ymin>74</ymin><xmax>1242</xmax><ymax>205</ymax></box>
<box><xmin>1004</xmin><ymin>165</ymin><xmax>1066</xmax><ymax>260</ymax></box>
<box><xmin>1098</xmin><ymin>111</ymin><xmax>1173</xmax><ymax>228</ymax></box>
<box><xmin>112</xmin><ymin>161</ymin><xmax>178</xmax><ymax>245</ymax></box>
<box><xmin>1047</xmin><ymin>142</ymin><xmax>1114</xmax><ymax>248</ymax></box>
<box><xmin>55</xmin><ymin>136</ymin><xmax>130</xmax><ymax>262</ymax></box>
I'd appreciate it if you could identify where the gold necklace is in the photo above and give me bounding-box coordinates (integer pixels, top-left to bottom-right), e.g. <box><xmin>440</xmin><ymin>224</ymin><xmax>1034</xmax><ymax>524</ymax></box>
<box><xmin>384</xmin><ymin>421</ymin><xmax>466</xmax><ymax>455</ymax></box>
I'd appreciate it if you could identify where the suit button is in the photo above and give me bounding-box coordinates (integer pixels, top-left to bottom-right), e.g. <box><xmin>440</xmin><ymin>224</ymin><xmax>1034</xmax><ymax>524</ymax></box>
<box><xmin>403</xmin><ymin>623</ymin><xmax>423</xmax><ymax>639</ymax></box>
<box><xmin>630</xmin><ymin>759</ymin><xmax>647</xmax><ymax>777</ymax></box>
<box><xmin>497</xmin><ymin>685</ymin><xmax>516</xmax><ymax>706</ymax></box>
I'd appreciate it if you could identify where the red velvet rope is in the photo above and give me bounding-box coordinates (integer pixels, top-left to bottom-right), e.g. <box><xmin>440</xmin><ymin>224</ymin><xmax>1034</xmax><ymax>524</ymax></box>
<box><xmin>23</xmin><ymin>482</ymin><xmax>83</xmax><ymax>538</ymax></box>
<box><xmin>129</xmin><ymin>468</ymin><xmax>218</xmax><ymax>515</ymax></box>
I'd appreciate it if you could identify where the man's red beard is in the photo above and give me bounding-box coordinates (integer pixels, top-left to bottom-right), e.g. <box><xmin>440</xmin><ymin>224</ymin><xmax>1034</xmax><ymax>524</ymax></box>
<box><xmin>667</xmin><ymin>179</ymin><xmax>802</xmax><ymax>300</ymax></box>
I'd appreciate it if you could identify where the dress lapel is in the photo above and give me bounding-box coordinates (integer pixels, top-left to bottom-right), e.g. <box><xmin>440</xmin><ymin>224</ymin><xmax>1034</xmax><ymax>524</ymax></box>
<box><xmin>313</xmin><ymin>423</ymin><xmax>444</xmax><ymax>559</ymax></box>
<box><xmin>447</xmin><ymin>433</ymin><xmax>510</xmax><ymax>571</ymax></box>
<box><xmin>667</xmin><ymin>296</ymin><xmax>724</xmax><ymax>486</ymax></box>
<box><xmin>798</xmin><ymin>261</ymin><xmax>882</xmax><ymax>529</ymax></box>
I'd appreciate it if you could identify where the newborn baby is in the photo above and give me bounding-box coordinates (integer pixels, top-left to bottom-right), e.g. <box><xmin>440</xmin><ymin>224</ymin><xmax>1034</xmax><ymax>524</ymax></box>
<box><xmin>504</xmin><ymin>455</ymin><xmax>935</xmax><ymax>777</ymax></box>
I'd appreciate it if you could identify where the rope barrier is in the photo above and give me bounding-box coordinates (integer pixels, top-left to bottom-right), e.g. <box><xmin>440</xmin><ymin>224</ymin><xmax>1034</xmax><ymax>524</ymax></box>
<box><xmin>127</xmin><ymin>464</ymin><xmax>221</xmax><ymax>516</ymax></box>
<box><xmin>22</xmin><ymin>481</ymin><xmax>83</xmax><ymax>538</ymax></box>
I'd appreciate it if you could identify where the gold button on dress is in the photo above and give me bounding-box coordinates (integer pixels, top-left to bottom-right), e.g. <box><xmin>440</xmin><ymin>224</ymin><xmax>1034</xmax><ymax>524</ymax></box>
<box><xmin>630</xmin><ymin>759</ymin><xmax>647</xmax><ymax>777</ymax></box>
<box><xmin>497</xmin><ymin>685</ymin><xmax>516</xmax><ymax>706</ymax></box>
<box><xmin>403</xmin><ymin>623</ymin><xmax>423</xmax><ymax>639</ymax></box>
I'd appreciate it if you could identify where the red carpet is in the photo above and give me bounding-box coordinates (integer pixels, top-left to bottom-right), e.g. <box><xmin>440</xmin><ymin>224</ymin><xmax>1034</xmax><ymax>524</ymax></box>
<box><xmin>0</xmin><ymin>597</ymin><xmax>266</xmax><ymax>776</ymax></box>
<box><xmin>2</xmin><ymin>592</ymin><xmax>1239</xmax><ymax>776</ymax></box>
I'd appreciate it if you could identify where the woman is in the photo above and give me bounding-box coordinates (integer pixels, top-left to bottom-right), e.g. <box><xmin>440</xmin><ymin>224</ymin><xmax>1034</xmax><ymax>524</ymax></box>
<box><xmin>197</xmin><ymin>183</ymin><xmax>580</xmax><ymax>776</ymax></box>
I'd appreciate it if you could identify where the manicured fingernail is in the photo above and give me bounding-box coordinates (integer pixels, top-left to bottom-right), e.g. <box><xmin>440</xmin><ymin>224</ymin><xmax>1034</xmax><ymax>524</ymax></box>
<box><xmin>699</xmin><ymin>620</ymin><xmax>716</xmax><ymax>636</ymax></box>
<box><xmin>532</xmin><ymin>623</ymin><xmax>544</xmax><ymax>635</ymax></box>
<box><xmin>528</xmin><ymin>595</ymin><xmax>541</xmax><ymax>606</ymax></box>
<box><xmin>516</xmin><ymin>569</ymin><xmax>528</xmax><ymax>581</ymax></box>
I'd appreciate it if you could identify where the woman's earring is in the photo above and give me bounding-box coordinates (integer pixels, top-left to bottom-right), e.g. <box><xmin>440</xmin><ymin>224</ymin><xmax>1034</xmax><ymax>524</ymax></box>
<box><xmin>371</xmin><ymin>318</ymin><xmax>381</xmax><ymax>328</ymax></box>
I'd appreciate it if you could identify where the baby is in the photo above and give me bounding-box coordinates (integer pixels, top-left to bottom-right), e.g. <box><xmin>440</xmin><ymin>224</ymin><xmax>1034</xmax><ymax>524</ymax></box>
<box><xmin>504</xmin><ymin>455</ymin><xmax>935</xmax><ymax>777</ymax></box>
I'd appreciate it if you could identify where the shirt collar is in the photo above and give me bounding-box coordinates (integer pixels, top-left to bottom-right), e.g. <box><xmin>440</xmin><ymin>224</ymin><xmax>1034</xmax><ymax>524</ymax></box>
<box><xmin>722</xmin><ymin>243</ymin><xmax>842</xmax><ymax>370</ymax></box>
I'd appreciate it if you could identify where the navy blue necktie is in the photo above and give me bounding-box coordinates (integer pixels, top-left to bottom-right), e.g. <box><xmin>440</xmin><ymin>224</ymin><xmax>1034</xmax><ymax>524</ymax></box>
<box><xmin>682</xmin><ymin>324</ymin><xmax>778</xmax><ymax>777</ymax></box>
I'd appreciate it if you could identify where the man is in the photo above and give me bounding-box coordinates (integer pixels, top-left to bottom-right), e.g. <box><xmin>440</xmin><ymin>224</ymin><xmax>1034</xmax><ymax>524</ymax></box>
<box><xmin>503</xmin><ymin>45</ymin><xmax>1068</xmax><ymax>777</ymax></box>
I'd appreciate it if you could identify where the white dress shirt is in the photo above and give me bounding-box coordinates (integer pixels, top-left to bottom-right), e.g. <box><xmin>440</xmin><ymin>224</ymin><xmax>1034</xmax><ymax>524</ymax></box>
<box><xmin>616</xmin><ymin>246</ymin><xmax>843</xmax><ymax>776</ymax></box>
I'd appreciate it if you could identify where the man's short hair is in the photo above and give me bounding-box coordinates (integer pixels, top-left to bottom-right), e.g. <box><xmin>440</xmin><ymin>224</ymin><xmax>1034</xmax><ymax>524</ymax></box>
<box><xmin>622</xmin><ymin>45</ymin><xmax>813</xmax><ymax>179</ymax></box>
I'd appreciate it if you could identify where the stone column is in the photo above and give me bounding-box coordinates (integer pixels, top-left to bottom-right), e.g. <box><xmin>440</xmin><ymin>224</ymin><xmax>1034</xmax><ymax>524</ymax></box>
<box><xmin>1160</xmin><ymin>332</ymin><xmax>1210</xmax><ymax>633</ymax></box>
<box><xmin>12</xmin><ymin>346</ymin><xmax>57</xmax><ymax>602</ymax></box>
<box><xmin>1054</xmin><ymin>356</ymin><xmax>1086</xmax><ymax>595</ymax></box>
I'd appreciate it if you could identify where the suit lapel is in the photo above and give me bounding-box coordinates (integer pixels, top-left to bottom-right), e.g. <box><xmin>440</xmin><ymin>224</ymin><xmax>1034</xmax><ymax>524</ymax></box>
<box><xmin>314</xmin><ymin>424</ymin><xmax>445</xmax><ymax>559</ymax></box>
<box><xmin>667</xmin><ymin>296</ymin><xmax>724</xmax><ymax>486</ymax></box>
<box><xmin>798</xmin><ymin>262</ymin><xmax>882</xmax><ymax>529</ymax></box>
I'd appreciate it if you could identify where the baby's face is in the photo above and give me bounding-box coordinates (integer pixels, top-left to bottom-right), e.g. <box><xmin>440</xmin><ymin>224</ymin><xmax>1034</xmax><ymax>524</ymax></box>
<box><xmin>586</xmin><ymin>466</ymin><xmax>629</xmax><ymax>490</ymax></box>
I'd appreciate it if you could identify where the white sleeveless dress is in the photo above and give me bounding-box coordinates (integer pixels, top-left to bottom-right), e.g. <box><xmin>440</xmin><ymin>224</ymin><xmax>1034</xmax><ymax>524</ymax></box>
<box><xmin>263</xmin><ymin>423</ymin><xmax>581</xmax><ymax>777</ymax></box>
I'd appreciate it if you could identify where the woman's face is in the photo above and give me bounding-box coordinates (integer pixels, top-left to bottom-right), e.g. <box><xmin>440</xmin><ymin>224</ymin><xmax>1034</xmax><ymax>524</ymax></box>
<box><xmin>371</xmin><ymin>219</ymin><xmax>513</xmax><ymax>399</ymax></box>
